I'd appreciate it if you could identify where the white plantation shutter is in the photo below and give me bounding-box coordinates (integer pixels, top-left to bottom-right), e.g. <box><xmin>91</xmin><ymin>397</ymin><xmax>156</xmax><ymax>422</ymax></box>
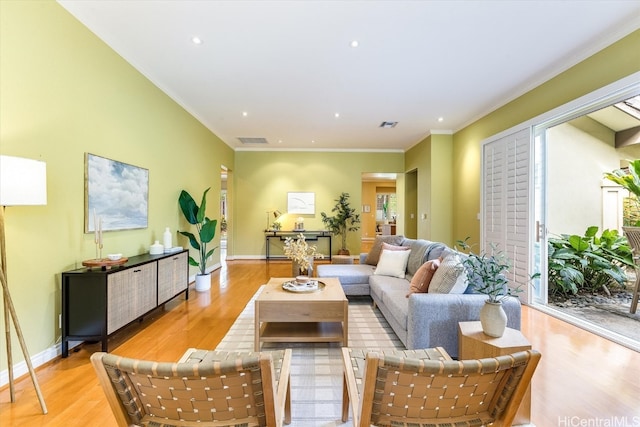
<box><xmin>482</xmin><ymin>128</ymin><xmax>532</xmax><ymax>302</ymax></box>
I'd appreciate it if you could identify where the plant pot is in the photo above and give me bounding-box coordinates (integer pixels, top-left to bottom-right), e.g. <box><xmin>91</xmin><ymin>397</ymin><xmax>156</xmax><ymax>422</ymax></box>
<box><xmin>479</xmin><ymin>301</ymin><xmax>507</xmax><ymax>337</ymax></box>
<box><xmin>195</xmin><ymin>273</ymin><xmax>211</xmax><ymax>292</ymax></box>
<box><xmin>337</xmin><ymin>249</ymin><xmax>350</xmax><ymax>256</ymax></box>
<box><xmin>292</xmin><ymin>258</ymin><xmax>314</xmax><ymax>277</ymax></box>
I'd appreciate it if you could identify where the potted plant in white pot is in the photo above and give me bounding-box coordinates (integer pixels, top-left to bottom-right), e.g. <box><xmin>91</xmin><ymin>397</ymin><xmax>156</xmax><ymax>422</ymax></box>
<box><xmin>457</xmin><ymin>239</ymin><xmax>521</xmax><ymax>337</ymax></box>
<box><xmin>321</xmin><ymin>192</ymin><xmax>361</xmax><ymax>255</ymax></box>
<box><xmin>178</xmin><ymin>187</ymin><xmax>218</xmax><ymax>292</ymax></box>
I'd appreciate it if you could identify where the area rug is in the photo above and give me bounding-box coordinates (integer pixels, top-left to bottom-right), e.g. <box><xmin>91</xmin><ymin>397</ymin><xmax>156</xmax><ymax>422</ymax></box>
<box><xmin>215</xmin><ymin>287</ymin><xmax>404</xmax><ymax>426</ymax></box>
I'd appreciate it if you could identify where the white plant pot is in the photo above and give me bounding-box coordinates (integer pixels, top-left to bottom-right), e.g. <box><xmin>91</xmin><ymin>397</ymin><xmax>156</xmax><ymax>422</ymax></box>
<box><xmin>292</xmin><ymin>258</ymin><xmax>314</xmax><ymax>277</ymax></box>
<box><xmin>479</xmin><ymin>301</ymin><xmax>508</xmax><ymax>337</ymax></box>
<box><xmin>195</xmin><ymin>273</ymin><xmax>211</xmax><ymax>292</ymax></box>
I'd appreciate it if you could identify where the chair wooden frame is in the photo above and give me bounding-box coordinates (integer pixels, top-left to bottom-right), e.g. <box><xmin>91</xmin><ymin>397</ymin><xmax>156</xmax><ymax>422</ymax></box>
<box><xmin>341</xmin><ymin>347</ymin><xmax>541</xmax><ymax>427</ymax></box>
<box><xmin>623</xmin><ymin>226</ymin><xmax>640</xmax><ymax>314</ymax></box>
<box><xmin>91</xmin><ymin>349</ymin><xmax>292</xmax><ymax>427</ymax></box>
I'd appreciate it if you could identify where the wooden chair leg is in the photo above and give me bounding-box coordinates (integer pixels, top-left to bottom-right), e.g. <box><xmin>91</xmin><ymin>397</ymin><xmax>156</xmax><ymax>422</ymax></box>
<box><xmin>631</xmin><ymin>274</ymin><xmax>640</xmax><ymax>314</ymax></box>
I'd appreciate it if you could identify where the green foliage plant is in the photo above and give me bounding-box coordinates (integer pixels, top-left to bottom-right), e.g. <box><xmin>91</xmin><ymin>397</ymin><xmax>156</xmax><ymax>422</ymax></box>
<box><xmin>547</xmin><ymin>226</ymin><xmax>633</xmax><ymax>296</ymax></box>
<box><xmin>604</xmin><ymin>160</ymin><xmax>640</xmax><ymax>226</ymax></box>
<box><xmin>456</xmin><ymin>238</ymin><xmax>521</xmax><ymax>303</ymax></box>
<box><xmin>178</xmin><ymin>188</ymin><xmax>218</xmax><ymax>275</ymax></box>
<box><xmin>321</xmin><ymin>192</ymin><xmax>361</xmax><ymax>253</ymax></box>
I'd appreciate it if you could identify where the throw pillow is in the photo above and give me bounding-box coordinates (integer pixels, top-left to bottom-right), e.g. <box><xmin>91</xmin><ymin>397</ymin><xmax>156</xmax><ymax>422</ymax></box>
<box><xmin>428</xmin><ymin>253</ymin><xmax>468</xmax><ymax>294</ymax></box>
<box><xmin>381</xmin><ymin>242</ymin><xmax>410</xmax><ymax>252</ymax></box>
<box><xmin>374</xmin><ymin>249</ymin><xmax>412</xmax><ymax>279</ymax></box>
<box><xmin>406</xmin><ymin>259</ymin><xmax>441</xmax><ymax>297</ymax></box>
<box><xmin>364</xmin><ymin>235</ymin><xmax>405</xmax><ymax>266</ymax></box>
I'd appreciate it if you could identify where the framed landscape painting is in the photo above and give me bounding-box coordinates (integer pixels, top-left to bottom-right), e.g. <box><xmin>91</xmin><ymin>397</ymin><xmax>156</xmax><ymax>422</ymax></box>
<box><xmin>85</xmin><ymin>153</ymin><xmax>149</xmax><ymax>232</ymax></box>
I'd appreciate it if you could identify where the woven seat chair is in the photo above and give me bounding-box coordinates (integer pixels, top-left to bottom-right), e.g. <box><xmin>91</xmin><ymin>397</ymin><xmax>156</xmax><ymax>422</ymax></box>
<box><xmin>91</xmin><ymin>349</ymin><xmax>292</xmax><ymax>427</ymax></box>
<box><xmin>341</xmin><ymin>347</ymin><xmax>540</xmax><ymax>427</ymax></box>
<box><xmin>623</xmin><ymin>226</ymin><xmax>640</xmax><ymax>314</ymax></box>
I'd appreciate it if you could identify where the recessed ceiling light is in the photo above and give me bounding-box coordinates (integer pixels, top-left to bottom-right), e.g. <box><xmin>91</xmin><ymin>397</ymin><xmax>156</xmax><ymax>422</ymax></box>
<box><xmin>278</xmin><ymin>139</ymin><xmax>283</xmax><ymax>144</ymax></box>
<box><xmin>311</xmin><ymin>140</ymin><xmax>316</xmax><ymax>143</ymax></box>
<box><xmin>334</xmin><ymin>113</ymin><xmax>340</xmax><ymax>118</ymax></box>
<box><xmin>242</xmin><ymin>111</ymin><xmax>248</xmax><ymax>117</ymax></box>
<box><xmin>438</xmin><ymin>117</ymin><xmax>444</xmax><ymax>122</ymax></box>
<box><xmin>350</xmin><ymin>40</ymin><xmax>359</xmax><ymax>48</ymax></box>
<box><xmin>192</xmin><ymin>36</ymin><xmax>203</xmax><ymax>45</ymax></box>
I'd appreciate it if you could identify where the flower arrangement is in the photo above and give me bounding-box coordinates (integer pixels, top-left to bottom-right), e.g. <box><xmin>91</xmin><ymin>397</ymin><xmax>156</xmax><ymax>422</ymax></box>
<box><xmin>283</xmin><ymin>233</ymin><xmax>324</xmax><ymax>275</ymax></box>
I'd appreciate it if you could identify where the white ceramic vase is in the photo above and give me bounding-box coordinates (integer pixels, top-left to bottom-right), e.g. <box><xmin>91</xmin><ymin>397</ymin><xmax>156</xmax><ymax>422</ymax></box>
<box><xmin>195</xmin><ymin>273</ymin><xmax>211</xmax><ymax>292</ymax></box>
<box><xmin>292</xmin><ymin>257</ymin><xmax>314</xmax><ymax>277</ymax></box>
<box><xmin>480</xmin><ymin>301</ymin><xmax>507</xmax><ymax>337</ymax></box>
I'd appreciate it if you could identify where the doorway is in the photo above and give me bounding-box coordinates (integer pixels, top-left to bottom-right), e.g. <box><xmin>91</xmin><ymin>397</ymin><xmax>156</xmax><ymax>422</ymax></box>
<box><xmin>361</xmin><ymin>173</ymin><xmax>397</xmax><ymax>252</ymax></box>
<box><xmin>533</xmin><ymin>83</ymin><xmax>640</xmax><ymax>350</ymax></box>
<box><xmin>220</xmin><ymin>166</ymin><xmax>229</xmax><ymax>262</ymax></box>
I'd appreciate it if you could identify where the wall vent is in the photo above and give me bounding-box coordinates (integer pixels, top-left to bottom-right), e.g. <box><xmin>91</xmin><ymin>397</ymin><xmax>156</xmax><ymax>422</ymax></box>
<box><xmin>379</xmin><ymin>121</ymin><xmax>398</xmax><ymax>128</ymax></box>
<box><xmin>238</xmin><ymin>137</ymin><xmax>269</xmax><ymax>144</ymax></box>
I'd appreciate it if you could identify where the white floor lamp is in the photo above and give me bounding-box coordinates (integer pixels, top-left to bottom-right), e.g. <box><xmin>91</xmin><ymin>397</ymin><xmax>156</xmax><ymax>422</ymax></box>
<box><xmin>0</xmin><ymin>155</ymin><xmax>48</xmax><ymax>414</ymax></box>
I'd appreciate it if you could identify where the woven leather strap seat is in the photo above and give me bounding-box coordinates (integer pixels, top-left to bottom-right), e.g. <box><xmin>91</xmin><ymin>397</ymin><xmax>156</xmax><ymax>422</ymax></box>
<box><xmin>342</xmin><ymin>347</ymin><xmax>540</xmax><ymax>427</ymax></box>
<box><xmin>91</xmin><ymin>349</ymin><xmax>291</xmax><ymax>427</ymax></box>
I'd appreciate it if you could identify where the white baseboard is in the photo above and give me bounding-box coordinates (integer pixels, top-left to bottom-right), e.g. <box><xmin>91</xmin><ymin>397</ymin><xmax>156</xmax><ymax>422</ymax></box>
<box><xmin>0</xmin><ymin>341</ymin><xmax>74</xmax><ymax>387</ymax></box>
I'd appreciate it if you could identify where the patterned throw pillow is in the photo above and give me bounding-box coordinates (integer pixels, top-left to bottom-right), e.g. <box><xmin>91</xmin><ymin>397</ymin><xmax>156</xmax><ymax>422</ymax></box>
<box><xmin>374</xmin><ymin>249</ymin><xmax>412</xmax><ymax>279</ymax></box>
<box><xmin>406</xmin><ymin>259</ymin><xmax>441</xmax><ymax>297</ymax></box>
<box><xmin>428</xmin><ymin>253</ymin><xmax>468</xmax><ymax>294</ymax></box>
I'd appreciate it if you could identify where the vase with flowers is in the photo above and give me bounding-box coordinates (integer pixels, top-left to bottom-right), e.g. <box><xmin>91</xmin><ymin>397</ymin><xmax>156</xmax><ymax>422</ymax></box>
<box><xmin>283</xmin><ymin>233</ymin><xmax>325</xmax><ymax>279</ymax></box>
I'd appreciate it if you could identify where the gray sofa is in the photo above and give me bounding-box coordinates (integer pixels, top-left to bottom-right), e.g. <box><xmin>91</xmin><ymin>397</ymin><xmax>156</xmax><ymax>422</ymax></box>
<box><xmin>317</xmin><ymin>237</ymin><xmax>521</xmax><ymax>358</ymax></box>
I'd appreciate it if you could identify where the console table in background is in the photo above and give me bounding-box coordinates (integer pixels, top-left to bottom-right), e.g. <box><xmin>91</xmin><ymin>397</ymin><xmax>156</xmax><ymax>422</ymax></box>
<box><xmin>265</xmin><ymin>230</ymin><xmax>332</xmax><ymax>261</ymax></box>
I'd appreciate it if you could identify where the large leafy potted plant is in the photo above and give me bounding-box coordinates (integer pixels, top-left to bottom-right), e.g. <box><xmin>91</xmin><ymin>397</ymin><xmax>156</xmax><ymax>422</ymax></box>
<box><xmin>178</xmin><ymin>187</ymin><xmax>218</xmax><ymax>292</ymax></box>
<box><xmin>457</xmin><ymin>239</ymin><xmax>521</xmax><ymax>337</ymax></box>
<box><xmin>321</xmin><ymin>192</ymin><xmax>361</xmax><ymax>255</ymax></box>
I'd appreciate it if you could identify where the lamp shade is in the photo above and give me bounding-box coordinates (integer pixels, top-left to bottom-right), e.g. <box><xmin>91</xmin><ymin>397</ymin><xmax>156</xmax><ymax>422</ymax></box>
<box><xmin>0</xmin><ymin>155</ymin><xmax>47</xmax><ymax>206</ymax></box>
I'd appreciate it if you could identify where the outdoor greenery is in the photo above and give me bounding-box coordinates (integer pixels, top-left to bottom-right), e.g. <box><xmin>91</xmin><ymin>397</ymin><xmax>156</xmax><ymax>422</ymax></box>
<box><xmin>178</xmin><ymin>188</ymin><xmax>218</xmax><ymax>275</ymax></box>
<box><xmin>604</xmin><ymin>159</ymin><xmax>640</xmax><ymax>226</ymax></box>
<box><xmin>456</xmin><ymin>238</ymin><xmax>521</xmax><ymax>303</ymax></box>
<box><xmin>321</xmin><ymin>192</ymin><xmax>361</xmax><ymax>253</ymax></box>
<box><xmin>547</xmin><ymin>226</ymin><xmax>634</xmax><ymax>296</ymax></box>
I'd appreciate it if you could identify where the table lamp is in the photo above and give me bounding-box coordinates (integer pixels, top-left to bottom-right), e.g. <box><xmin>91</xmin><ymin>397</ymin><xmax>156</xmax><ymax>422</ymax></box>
<box><xmin>0</xmin><ymin>155</ymin><xmax>48</xmax><ymax>413</ymax></box>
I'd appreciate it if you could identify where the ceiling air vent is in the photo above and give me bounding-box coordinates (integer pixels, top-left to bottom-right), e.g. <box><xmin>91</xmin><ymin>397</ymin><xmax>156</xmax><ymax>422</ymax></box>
<box><xmin>238</xmin><ymin>137</ymin><xmax>269</xmax><ymax>144</ymax></box>
<box><xmin>379</xmin><ymin>121</ymin><xmax>398</xmax><ymax>128</ymax></box>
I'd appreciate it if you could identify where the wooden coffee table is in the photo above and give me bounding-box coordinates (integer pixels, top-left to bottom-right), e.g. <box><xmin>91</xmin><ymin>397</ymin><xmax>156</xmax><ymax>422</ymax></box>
<box><xmin>255</xmin><ymin>277</ymin><xmax>348</xmax><ymax>350</ymax></box>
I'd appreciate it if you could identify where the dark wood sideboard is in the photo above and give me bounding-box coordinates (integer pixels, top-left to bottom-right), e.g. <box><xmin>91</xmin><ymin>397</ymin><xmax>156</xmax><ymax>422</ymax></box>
<box><xmin>61</xmin><ymin>250</ymin><xmax>189</xmax><ymax>357</ymax></box>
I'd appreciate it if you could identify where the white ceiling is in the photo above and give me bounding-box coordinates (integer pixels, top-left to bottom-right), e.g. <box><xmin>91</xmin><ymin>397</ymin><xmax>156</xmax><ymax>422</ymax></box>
<box><xmin>57</xmin><ymin>0</ymin><xmax>640</xmax><ymax>152</ymax></box>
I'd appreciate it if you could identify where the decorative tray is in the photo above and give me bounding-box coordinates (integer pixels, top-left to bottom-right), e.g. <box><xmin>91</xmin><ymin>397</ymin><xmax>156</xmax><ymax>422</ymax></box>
<box><xmin>82</xmin><ymin>257</ymin><xmax>128</xmax><ymax>270</ymax></box>
<box><xmin>282</xmin><ymin>280</ymin><xmax>325</xmax><ymax>293</ymax></box>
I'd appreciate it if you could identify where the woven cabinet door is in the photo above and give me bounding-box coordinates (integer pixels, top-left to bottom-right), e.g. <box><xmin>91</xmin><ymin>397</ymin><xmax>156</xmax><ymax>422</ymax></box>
<box><xmin>157</xmin><ymin>251</ymin><xmax>188</xmax><ymax>304</ymax></box>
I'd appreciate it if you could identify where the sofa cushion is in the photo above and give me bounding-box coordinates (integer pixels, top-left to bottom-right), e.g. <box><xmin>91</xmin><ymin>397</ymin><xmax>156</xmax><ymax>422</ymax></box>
<box><xmin>400</xmin><ymin>239</ymin><xmax>449</xmax><ymax>277</ymax></box>
<box><xmin>316</xmin><ymin>264</ymin><xmax>374</xmax><ymax>285</ymax></box>
<box><xmin>369</xmin><ymin>274</ymin><xmax>410</xmax><ymax>306</ymax></box>
<box><xmin>374</xmin><ymin>249</ymin><xmax>411</xmax><ymax>278</ymax></box>
<box><xmin>364</xmin><ymin>235</ymin><xmax>405</xmax><ymax>265</ymax></box>
<box><xmin>428</xmin><ymin>253</ymin><xmax>467</xmax><ymax>294</ymax></box>
<box><xmin>407</xmin><ymin>259</ymin><xmax>440</xmax><ymax>296</ymax></box>
<box><xmin>381</xmin><ymin>289</ymin><xmax>410</xmax><ymax>330</ymax></box>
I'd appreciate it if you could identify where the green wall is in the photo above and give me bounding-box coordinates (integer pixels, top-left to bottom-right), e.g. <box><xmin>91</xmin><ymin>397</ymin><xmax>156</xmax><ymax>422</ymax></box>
<box><xmin>451</xmin><ymin>29</ymin><xmax>640</xmax><ymax>245</ymax></box>
<box><xmin>0</xmin><ymin>0</ymin><xmax>233</xmax><ymax>371</ymax></box>
<box><xmin>405</xmin><ymin>133</ymin><xmax>454</xmax><ymax>245</ymax></box>
<box><xmin>233</xmin><ymin>151</ymin><xmax>404</xmax><ymax>257</ymax></box>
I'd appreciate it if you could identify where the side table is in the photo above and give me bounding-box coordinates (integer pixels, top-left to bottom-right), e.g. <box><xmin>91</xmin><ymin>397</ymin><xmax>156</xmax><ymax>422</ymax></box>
<box><xmin>458</xmin><ymin>321</ymin><xmax>533</xmax><ymax>426</ymax></box>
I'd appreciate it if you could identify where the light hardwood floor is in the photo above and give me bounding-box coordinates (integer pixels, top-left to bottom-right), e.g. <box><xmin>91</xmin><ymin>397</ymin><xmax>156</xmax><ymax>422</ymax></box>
<box><xmin>1</xmin><ymin>259</ymin><xmax>639</xmax><ymax>426</ymax></box>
